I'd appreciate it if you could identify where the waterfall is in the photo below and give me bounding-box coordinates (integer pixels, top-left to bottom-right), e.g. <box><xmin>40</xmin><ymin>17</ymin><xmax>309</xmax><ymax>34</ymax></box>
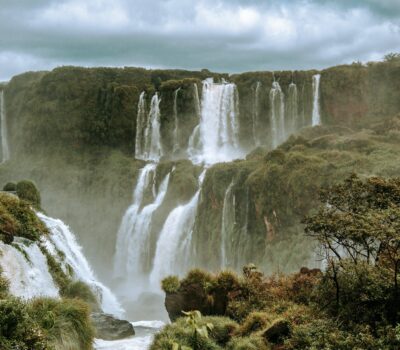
<box><xmin>312</xmin><ymin>74</ymin><xmax>321</xmax><ymax>126</ymax></box>
<box><xmin>114</xmin><ymin>167</ymin><xmax>170</xmax><ymax>288</ymax></box>
<box><xmin>193</xmin><ymin>78</ymin><xmax>242</xmax><ymax>164</ymax></box>
<box><xmin>193</xmin><ymin>83</ymin><xmax>201</xmax><ymax>119</ymax></box>
<box><xmin>287</xmin><ymin>82</ymin><xmax>298</xmax><ymax>135</ymax></box>
<box><xmin>144</xmin><ymin>93</ymin><xmax>163</xmax><ymax>161</ymax></box>
<box><xmin>135</xmin><ymin>91</ymin><xmax>147</xmax><ymax>159</ymax></box>
<box><xmin>0</xmin><ymin>239</ymin><xmax>59</xmax><ymax>299</ymax></box>
<box><xmin>269</xmin><ymin>81</ymin><xmax>285</xmax><ymax>148</ymax></box>
<box><xmin>38</xmin><ymin>213</ymin><xmax>125</xmax><ymax>317</ymax></box>
<box><xmin>113</xmin><ymin>163</ymin><xmax>157</xmax><ymax>279</ymax></box>
<box><xmin>172</xmin><ymin>88</ymin><xmax>181</xmax><ymax>153</ymax></box>
<box><xmin>187</xmin><ymin>125</ymin><xmax>201</xmax><ymax>159</ymax></box>
<box><xmin>0</xmin><ymin>91</ymin><xmax>10</xmax><ymax>163</ymax></box>
<box><xmin>252</xmin><ymin>82</ymin><xmax>261</xmax><ymax>146</ymax></box>
<box><xmin>150</xmin><ymin>171</ymin><xmax>206</xmax><ymax>286</ymax></box>
<box><xmin>221</xmin><ymin>181</ymin><xmax>235</xmax><ymax>268</ymax></box>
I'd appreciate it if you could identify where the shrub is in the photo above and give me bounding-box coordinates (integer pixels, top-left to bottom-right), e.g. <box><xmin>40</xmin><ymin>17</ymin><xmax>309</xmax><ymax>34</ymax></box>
<box><xmin>237</xmin><ymin>311</ymin><xmax>270</xmax><ymax>336</ymax></box>
<box><xmin>2</xmin><ymin>182</ymin><xmax>16</xmax><ymax>192</ymax></box>
<box><xmin>226</xmin><ymin>336</ymin><xmax>268</xmax><ymax>350</ymax></box>
<box><xmin>0</xmin><ymin>297</ymin><xmax>47</xmax><ymax>350</ymax></box>
<box><xmin>16</xmin><ymin>180</ymin><xmax>41</xmax><ymax>209</ymax></box>
<box><xmin>162</xmin><ymin>275</ymin><xmax>181</xmax><ymax>293</ymax></box>
<box><xmin>28</xmin><ymin>297</ymin><xmax>95</xmax><ymax>350</ymax></box>
<box><xmin>62</xmin><ymin>281</ymin><xmax>100</xmax><ymax>311</ymax></box>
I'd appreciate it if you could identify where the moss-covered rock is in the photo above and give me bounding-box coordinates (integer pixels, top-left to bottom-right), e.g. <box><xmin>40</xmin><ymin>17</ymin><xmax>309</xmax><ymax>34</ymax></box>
<box><xmin>16</xmin><ymin>180</ymin><xmax>41</xmax><ymax>209</ymax></box>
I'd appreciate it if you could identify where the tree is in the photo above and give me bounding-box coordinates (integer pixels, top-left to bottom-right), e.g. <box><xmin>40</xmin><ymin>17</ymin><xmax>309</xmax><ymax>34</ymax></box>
<box><xmin>304</xmin><ymin>174</ymin><xmax>400</xmax><ymax>325</ymax></box>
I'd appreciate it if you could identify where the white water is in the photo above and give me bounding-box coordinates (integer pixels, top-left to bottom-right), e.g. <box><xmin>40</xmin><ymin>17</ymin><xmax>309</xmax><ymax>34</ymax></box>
<box><xmin>135</xmin><ymin>91</ymin><xmax>147</xmax><ymax>159</ymax></box>
<box><xmin>221</xmin><ymin>181</ymin><xmax>235</xmax><ymax>268</ymax></box>
<box><xmin>287</xmin><ymin>82</ymin><xmax>298</xmax><ymax>135</ymax></box>
<box><xmin>0</xmin><ymin>90</ymin><xmax>10</xmax><ymax>163</ymax></box>
<box><xmin>312</xmin><ymin>74</ymin><xmax>321</xmax><ymax>126</ymax></box>
<box><xmin>94</xmin><ymin>321</ymin><xmax>164</xmax><ymax>350</ymax></box>
<box><xmin>38</xmin><ymin>212</ymin><xmax>124</xmax><ymax>318</ymax></box>
<box><xmin>193</xmin><ymin>83</ymin><xmax>201</xmax><ymax>119</ymax></box>
<box><xmin>0</xmin><ymin>239</ymin><xmax>59</xmax><ymax>299</ymax></box>
<box><xmin>253</xmin><ymin>82</ymin><xmax>262</xmax><ymax>146</ymax></box>
<box><xmin>150</xmin><ymin>171</ymin><xmax>206</xmax><ymax>286</ymax></box>
<box><xmin>114</xmin><ymin>166</ymin><xmax>171</xmax><ymax>295</ymax></box>
<box><xmin>114</xmin><ymin>163</ymin><xmax>157</xmax><ymax>280</ymax></box>
<box><xmin>172</xmin><ymin>88</ymin><xmax>181</xmax><ymax>153</ymax></box>
<box><xmin>145</xmin><ymin>93</ymin><xmax>163</xmax><ymax>161</ymax></box>
<box><xmin>192</xmin><ymin>78</ymin><xmax>242</xmax><ymax>164</ymax></box>
<box><xmin>269</xmin><ymin>81</ymin><xmax>285</xmax><ymax>148</ymax></box>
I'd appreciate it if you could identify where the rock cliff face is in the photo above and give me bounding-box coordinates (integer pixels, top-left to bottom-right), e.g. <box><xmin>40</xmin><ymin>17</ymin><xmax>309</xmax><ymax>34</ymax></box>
<box><xmin>1</xmin><ymin>59</ymin><xmax>400</xmax><ymax>279</ymax></box>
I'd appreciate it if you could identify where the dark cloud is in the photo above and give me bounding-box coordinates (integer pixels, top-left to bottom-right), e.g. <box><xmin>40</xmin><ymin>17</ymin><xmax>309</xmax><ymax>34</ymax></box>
<box><xmin>1</xmin><ymin>0</ymin><xmax>400</xmax><ymax>81</ymax></box>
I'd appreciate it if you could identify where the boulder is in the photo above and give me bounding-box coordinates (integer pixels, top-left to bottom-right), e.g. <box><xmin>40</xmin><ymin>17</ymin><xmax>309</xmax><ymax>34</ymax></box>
<box><xmin>263</xmin><ymin>319</ymin><xmax>290</xmax><ymax>344</ymax></box>
<box><xmin>91</xmin><ymin>313</ymin><xmax>135</xmax><ymax>340</ymax></box>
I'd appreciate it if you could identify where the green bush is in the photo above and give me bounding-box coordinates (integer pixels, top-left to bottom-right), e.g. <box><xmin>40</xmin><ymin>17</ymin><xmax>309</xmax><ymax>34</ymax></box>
<box><xmin>62</xmin><ymin>281</ymin><xmax>100</xmax><ymax>311</ymax></box>
<box><xmin>2</xmin><ymin>182</ymin><xmax>16</xmax><ymax>192</ymax></box>
<box><xmin>16</xmin><ymin>180</ymin><xmax>41</xmax><ymax>209</ymax></box>
<box><xmin>0</xmin><ymin>297</ymin><xmax>47</xmax><ymax>350</ymax></box>
<box><xmin>162</xmin><ymin>275</ymin><xmax>181</xmax><ymax>293</ymax></box>
<box><xmin>28</xmin><ymin>297</ymin><xmax>95</xmax><ymax>350</ymax></box>
<box><xmin>0</xmin><ymin>193</ymin><xmax>48</xmax><ymax>241</ymax></box>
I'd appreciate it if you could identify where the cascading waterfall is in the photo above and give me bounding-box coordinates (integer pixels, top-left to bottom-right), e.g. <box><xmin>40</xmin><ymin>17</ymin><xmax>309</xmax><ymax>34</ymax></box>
<box><xmin>193</xmin><ymin>83</ymin><xmax>201</xmax><ymax>119</ymax></box>
<box><xmin>0</xmin><ymin>213</ymin><xmax>123</xmax><ymax>317</ymax></box>
<box><xmin>252</xmin><ymin>82</ymin><xmax>261</xmax><ymax>146</ymax></box>
<box><xmin>312</xmin><ymin>74</ymin><xmax>321</xmax><ymax>126</ymax></box>
<box><xmin>286</xmin><ymin>82</ymin><xmax>298</xmax><ymax>135</ymax></box>
<box><xmin>144</xmin><ymin>93</ymin><xmax>163</xmax><ymax>161</ymax></box>
<box><xmin>135</xmin><ymin>91</ymin><xmax>147</xmax><ymax>159</ymax></box>
<box><xmin>0</xmin><ymin>239</ymin><xmax>59</xmax><ymax>299</ymax></box>
<box><xmin>269</xmin><ymin>81</ymin><xmax>285</xmax><ymax>148</ymax></box>
<box><xmin>113</xmin><ymin>163</ymin><xmax>157</xmax><ymax>280</ymax></box>
<box><xmin>220</xmin><ymin>181</ymin><xmax>235</xmax><ymax>268</ymax></box>
<box><xmin>38</xmin><ymin>212</ymin><xmax>125</xmax><ymax>318</ymax></box>
<box><xmin>194</xmin><ymin>78</ymin><xmax>242</xmax><ymax>164</ymax></box>
<box><xmin>150</xmin><ymin>171</ymin><xmax>206</xmax><ymax>286</ymax></box>
<box><xmin>172</xmin><ymin>88</ymin><xmax>181</xmax><ymax>153</ymax></box>
<box><xmin>0</xmin><ymin>90</ymin><xmax>10</xmax><ymax>163</ymax></box>
<box><xmin>114</xmin><ymin>169</ymin><xmax>171</xmax><ymax>294</ymax></box>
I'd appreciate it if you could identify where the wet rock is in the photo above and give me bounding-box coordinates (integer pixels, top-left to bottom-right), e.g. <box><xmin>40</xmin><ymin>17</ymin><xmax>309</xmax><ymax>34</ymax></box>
<box><xmin>91</xmin><ymin>313</ymin><xmax>135</xmax><ymax>340</ymax></box>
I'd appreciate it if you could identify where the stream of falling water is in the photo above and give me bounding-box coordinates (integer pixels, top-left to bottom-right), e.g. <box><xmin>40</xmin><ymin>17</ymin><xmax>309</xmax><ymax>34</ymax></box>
<box><xmin>0</xmin><ymin>90</ymin><xmax>10</xmax><ymax>163</ymax></box>
<box><xmin>269</xmin><ymin>80</ymin><xmax>285</xmax><ymax>148</ymax></box>
<box><xmin>150</xmin><ymin>170</ymin><xmax>206</xmax><ymax>287</ymax></box>
<box><xmin>172</xmin><ymin>88</ymin><xmax>181</xmax><ymax>153</ymax></box>
<box><xmin>312</xmin><ymin>74</ymin><xmax>321</xmax><ymax>126</ymax></box>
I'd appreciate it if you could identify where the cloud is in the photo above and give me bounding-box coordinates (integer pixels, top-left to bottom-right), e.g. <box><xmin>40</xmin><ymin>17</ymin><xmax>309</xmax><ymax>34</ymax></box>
<box><xmin>0</xmin><ymin>0</ymin><xmax>400</xmax><ymax>81</ymax></box>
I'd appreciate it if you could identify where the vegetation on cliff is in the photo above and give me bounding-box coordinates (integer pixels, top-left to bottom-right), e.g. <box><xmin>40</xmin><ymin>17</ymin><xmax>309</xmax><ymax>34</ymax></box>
<box><xmin>155</xmin><ymin>175</ymin><xmax>400</xmax><ymax>349</ymax></box>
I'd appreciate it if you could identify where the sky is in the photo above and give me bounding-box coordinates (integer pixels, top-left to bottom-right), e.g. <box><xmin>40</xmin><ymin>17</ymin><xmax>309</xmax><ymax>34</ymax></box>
<box><xmin>1</xmin><ymin>0</ymin><xmax>400</xmax><ymax>81</ymax></box>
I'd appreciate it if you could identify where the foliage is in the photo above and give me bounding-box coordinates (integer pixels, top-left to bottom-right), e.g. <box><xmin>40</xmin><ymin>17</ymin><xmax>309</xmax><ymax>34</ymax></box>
<box><xmin>0</xmin><ymin>297</ymin><xmax>47</xmax><ymax>350</ymax></box>
<box><xmin>62</xmin><ymin>281</ymin><xmax>100</xmax><ymax>311</ymax></box>
<box><xmin>28</xmin><ymin>297</ymin><xmax>95</xmax><ymax>350</ymax></box>
<box><xmin>0</xmin><ymin>193</ymin><xmax>48</xmax><ymax>241</ymax></box>
<box><xmin>305</xmin><ymin>174</ymin><xmax>400</xmax><ymax>325</ymax></box>
<box><xmin>162</xmin><ymin>275</ymin><xmax>181</xmax><ymax>293</ymax></box>
<box><xmin>16</xmin><ymin>180</ymin><xmax>41</xmax><ymax>209</ymax></box>
<box><xmin>2</xmin><ymin>182</ymin><xmax>16</xmax><ymax>191</ymax></box>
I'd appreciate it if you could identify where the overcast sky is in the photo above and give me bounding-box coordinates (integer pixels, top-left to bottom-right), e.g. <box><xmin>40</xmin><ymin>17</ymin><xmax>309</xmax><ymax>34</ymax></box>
<box><xmin>1</xmin><ymin>0</ymin><xmax>400</xmax><ymax>81</ymax></box>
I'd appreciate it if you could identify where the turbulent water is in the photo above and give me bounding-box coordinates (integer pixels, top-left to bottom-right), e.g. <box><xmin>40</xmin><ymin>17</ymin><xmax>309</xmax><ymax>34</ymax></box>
<box><xmin>0</xmin><ymin>91</ymin><xmax>10</xmax><ymax>163</ymax></box>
